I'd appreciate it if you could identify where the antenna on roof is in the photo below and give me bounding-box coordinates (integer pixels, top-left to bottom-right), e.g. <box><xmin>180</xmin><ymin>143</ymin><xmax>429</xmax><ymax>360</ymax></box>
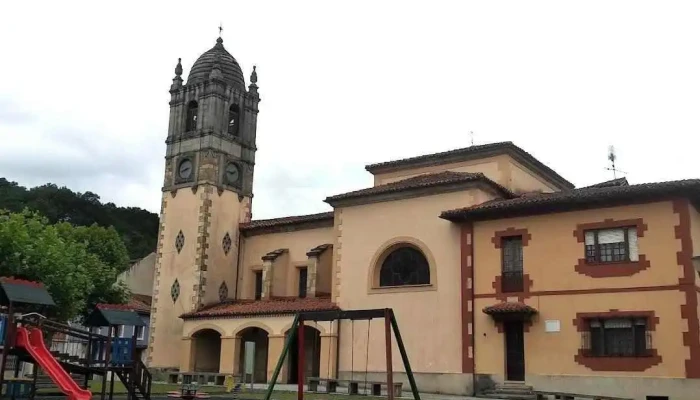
<box><xmin>469</xmin><ymin>131</ymin><xmax>474</xmax><ymax>146</ymax></box>
<box><xmin>605</xmin><ymin>145</ymin><xmax>626</xmax><ymax>179</ymax></box>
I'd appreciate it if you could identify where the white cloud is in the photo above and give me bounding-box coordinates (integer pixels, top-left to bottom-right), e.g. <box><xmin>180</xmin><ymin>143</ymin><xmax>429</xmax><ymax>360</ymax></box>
<box><xmin>1</xmin><ymin>0</ymin><xmax>699</xmax><ymax>218</ymax></box>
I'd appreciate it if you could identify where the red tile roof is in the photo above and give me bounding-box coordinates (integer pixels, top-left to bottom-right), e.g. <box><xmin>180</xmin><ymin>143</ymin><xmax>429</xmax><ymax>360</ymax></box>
<box><xmin>96</xmin><ymin>303</ymin><xmax>135</xmax><ymax>311</ymax></box>
<box><xmin>307</xmin><ymin>243</ymin><xmax>332</xmax><ymax>257</ymax></box>
<box><xmin>240</xmin><ymin>212</ymin><xmax>334</xmax><ymax>235</ymax></box>
<box><xmin>181</xmin><ymin>296</ymin><xmax>339</xmax><ymax>319</ymax></box>
<box><xmin>128</xmin><ymin>294</ymin><xmax>152</xmax><ymax>314</ymax></box>
<box><xmin>325</xmin><ymin>171</ymin><xmax>514</xmax><ymax>205</ymax></box>
<box><xmin>262</xmin><ymin>248</ymin><xmax>287</xmax><ymax>261</ymax></box>
<box><xmin>441</xmin><ymin>179</ymin><xmax>700</xmax><ymax>222</ymax></box>
<box><xmin>364</xmin><ymin>141</ymin><xmax>574</xmax><ymax>189</ymax></box>
<box><xmin>483</xmin><ymin>301</ymin><xmax>538</xmax><ymax>315</ymax></box>
<box><xmin>582</xmin><ymin>177</ymin><xmax>629</xmax><ymax>189</ymax></box>
<box><xmin>0</xmin><ymin>277</ymin><xmax>44</xmax><ymax>288</ymax></box>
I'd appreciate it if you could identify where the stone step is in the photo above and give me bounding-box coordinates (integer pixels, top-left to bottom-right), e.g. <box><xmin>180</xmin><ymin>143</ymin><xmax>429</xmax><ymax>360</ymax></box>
<box><xmin>498</xmin><ymin>381</ymin><xmax>533</xmax><ymax>389</ymax></box>
<box><xmin>494</xmin><ymin>385</ymin><xmax>534</xmax><ymax>393</ymax></box>
<box><xmin>480</xmin><ymin>392</ymin><xmax>537</xmax><ymax>400</ymax></box>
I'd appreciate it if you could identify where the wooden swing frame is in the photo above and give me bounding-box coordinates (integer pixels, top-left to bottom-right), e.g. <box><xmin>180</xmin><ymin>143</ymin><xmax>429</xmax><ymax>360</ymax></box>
<box><xmin>264</xmin><ymin>308</ymin><xmax>421</xmax><ymax>400</ymax></box>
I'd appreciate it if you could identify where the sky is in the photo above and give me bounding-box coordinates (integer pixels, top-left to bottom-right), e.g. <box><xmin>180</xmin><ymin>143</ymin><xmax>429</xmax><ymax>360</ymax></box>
<box><xmin>1</xmin><ymin>1</ymin><xmax>699</xmax><ymax>219</ymax></box>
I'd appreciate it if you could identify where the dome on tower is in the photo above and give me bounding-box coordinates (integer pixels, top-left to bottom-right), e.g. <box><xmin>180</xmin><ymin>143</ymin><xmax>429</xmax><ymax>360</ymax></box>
<box><xmin>187</xmin><ymin>37</ymin><xmax>246</xmax><ymax>89</ymax></box>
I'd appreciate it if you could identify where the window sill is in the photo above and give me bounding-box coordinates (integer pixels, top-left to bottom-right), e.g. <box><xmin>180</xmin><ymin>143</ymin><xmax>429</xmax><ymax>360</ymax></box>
<box><xmin>574</xmin><ymin>255</ymin><xmax>650</xmax><ymax>277</ymax></box>
<box><xmin>368</xmin><ymin>284</ymin><xmax>436</xmax><ymax>295</ymax></box>
<box><xmin>575</xmin><ymin>349</ymin><xmax>661</xmax><ymax>371</ymax></box>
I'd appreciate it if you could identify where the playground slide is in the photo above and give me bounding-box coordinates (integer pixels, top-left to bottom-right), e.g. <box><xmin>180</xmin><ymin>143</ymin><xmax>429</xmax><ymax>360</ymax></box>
<box><xmin>15</xmin><ymin>327</ymin><xmax>92</xmax><ymax>400</ymax></box>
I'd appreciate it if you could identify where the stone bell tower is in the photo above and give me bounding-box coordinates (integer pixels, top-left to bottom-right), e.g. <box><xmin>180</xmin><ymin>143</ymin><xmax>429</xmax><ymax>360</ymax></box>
<box><xmin>148</xmin><ymin>36</ymin><xmax>260</xmax><ymax>369</ymax></box>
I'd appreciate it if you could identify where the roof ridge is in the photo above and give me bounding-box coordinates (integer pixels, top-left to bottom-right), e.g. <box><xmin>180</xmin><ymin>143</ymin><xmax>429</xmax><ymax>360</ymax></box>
<box><xmin>364</xmin><ymin>141</ymin><xmax>574</xmax><ymax>190</ymax></box>
<box><xmin>242</xmin><ymin>211</ymin><xmax>333</xmax><ymax>225</ymax></box>
<box><xmin>325</xmin><ymin>170</ymin><xmax>509</xmax><ymax>205</ymax></box>
<box><xmin>441</xmin><ymin>178</ymin><xmax>700</xmax><ymax>221</ymax></box>
<box><xmin>365</xmin><ymin>142</ymin><xmax>514</xmax><ymax>170</ymax></box>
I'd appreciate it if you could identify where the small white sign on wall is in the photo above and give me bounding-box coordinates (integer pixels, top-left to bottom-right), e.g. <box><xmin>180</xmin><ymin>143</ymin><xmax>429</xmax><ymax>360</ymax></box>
<box><xmin>545</xmin><ymin>320</ymin><xmax>561</xmax><ymax>333</ymax></box>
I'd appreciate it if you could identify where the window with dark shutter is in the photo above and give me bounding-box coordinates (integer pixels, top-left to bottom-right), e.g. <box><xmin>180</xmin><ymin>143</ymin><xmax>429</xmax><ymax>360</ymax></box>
<box><xmin>254</xmin><ymin>271</ymin><xmax>263</xmax><ymax>300</ymax></box>
<box><xmin>583</xmin><ymin>317</ymin><xmax>649</xmax><ymax>357</ymax></box>
<box><xmin>298</xmin><ymin>268</ymin><xmax>308</xmax><ymax>298</ymax></box>
<box><xmin>501</xmin><ymin>236</ymin><xmax>524</xmax><ymax>292</ymax></box>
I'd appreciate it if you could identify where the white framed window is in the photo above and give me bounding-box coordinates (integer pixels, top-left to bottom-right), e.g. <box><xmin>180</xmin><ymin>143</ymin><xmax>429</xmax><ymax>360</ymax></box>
<box><xmin>118</xmin><ymin>325</ymin><xmax>125</xmax><ymax>338</ymax></box>
<box><xmin>137</xmin><ymin>327</ymin><xmax>145</xmax><ymax>340</ymax></box>
<box><xmin>584</xmin><ymin>227</ymin><xmax>638</xmax><ymax>263</ymax></box>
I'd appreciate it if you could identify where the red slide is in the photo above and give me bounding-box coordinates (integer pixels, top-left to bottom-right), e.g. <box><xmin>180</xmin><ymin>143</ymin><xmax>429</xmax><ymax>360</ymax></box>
<box><xmin>15</xmin><ymin>327</ymin><xmax>92</xmax><ymax>400</ymax></box>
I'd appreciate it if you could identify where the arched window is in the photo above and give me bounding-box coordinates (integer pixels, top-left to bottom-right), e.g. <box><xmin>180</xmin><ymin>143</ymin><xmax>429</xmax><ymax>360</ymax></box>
<box><xmin>228</xmin><ymin>104</ymin><xmax>240</xmax><ymax>136</ymax></box>
<box><xmin>186</xmin><ymin>101</ymin><xmax>198</xmax><ymax>131</ymax></box>
<box><xmin>379</xmin><ymin>246</ymin><xmax>430</xmax><ymax>287</ymax></box>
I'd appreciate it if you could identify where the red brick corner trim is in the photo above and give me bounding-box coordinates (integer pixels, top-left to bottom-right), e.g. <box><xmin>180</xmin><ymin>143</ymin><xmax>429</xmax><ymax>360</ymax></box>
<box><xmin>492</xmin><ymin>274</ymin><xmax>534</xmax><ymax>302</ymax></box>
<box><xmin>573</xmin><ymin>310</ymin><xmax>661</xmax><ymax>372</ymax></box>
<box><xmin>490</xmin><ymin>227</ymin><xmax>534</xmax><ymax>301</ymax></box>
<box><xmin>573</xmin><ymin>310</ymin><xmax>659</xmax><ymax>332</ymax></box>
<box><xmin>673</xmin><ymin>198</ymin><xmax>700</xmax><ymax>378</ymax></box>
<box><xmin>574</xmin><ymin>255</ymin><xmax>651</xmax><ymax>278</ymax></box>
<box><xmin>460</xmin><ymin>224</ymin><xmax>475</xmax><ymax>374</ymax></box>
<box><xmin>573</xmin><ymin>218</ymin><xmax>648</xmax><ymax>242</ymax></box>
<box><xmin>574</xmin><ymin>350</ymin><xmax>662</xmax><ymax>372</ymax></box>
<box><xmin>573</xmin><ymin>218</ymin><xmax>650</xmax><ymax>277</ymax></box>
<box><xmin>491</xmin><ymin>227</ymin><xmax>532</xmax><ymax>248</ymax></box>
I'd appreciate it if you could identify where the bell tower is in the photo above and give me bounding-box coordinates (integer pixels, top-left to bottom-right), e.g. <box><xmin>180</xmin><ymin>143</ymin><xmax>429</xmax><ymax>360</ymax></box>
<box><xmin>148</xmin><ymin>36</ymin><xmax>260</xmax><ymax>369</ymax></box>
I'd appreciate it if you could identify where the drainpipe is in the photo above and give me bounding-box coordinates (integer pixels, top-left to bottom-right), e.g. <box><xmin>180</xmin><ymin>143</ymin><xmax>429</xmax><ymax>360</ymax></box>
<box><xmin>469</xmin><ymin>222</ymin><xmax>477</xmax><ymax>396</ymax></box>
<box><xmin>234</xmin><ymin>231</ymin><xmax>243</xmax><ymax>300</ymax></box>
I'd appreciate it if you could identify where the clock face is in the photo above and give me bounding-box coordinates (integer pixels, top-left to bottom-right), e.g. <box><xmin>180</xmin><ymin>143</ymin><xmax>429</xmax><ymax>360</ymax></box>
<box><xmin>178</xmin><ymin>159</ymin><xmax>193</xmax><ymax>179</ymax></box>
<box><xmin>225</xmin><ymin>162</ymin><xmax>240</xmax><ymax>184</ymax></box>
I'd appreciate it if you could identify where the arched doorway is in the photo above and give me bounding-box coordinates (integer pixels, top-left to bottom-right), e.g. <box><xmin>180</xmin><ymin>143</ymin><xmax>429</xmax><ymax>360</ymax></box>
<box><xmin>286</xmin><ymin>326</ymin><xmax>321</xmax><ymax>384</ymax></box>
<box><xmin>192</xmin><ymin>329</ymin><xmax>222</xmax><ymax>372</ymax></box>
<box><xmin>237</xmin><ymin>327</ymin><xmax>269</xmax><ymax>383</ymax></box>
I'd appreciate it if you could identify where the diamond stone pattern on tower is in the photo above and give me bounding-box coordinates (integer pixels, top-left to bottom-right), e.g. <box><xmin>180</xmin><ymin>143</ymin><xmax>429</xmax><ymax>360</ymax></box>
<box><xmin>218</xmin><ymin>281</ymin><xmax>228</xmax><ymax>301</ymax></box>
<box><xmin>222</xmin><ymin>232</ymin><xmax>232</xmax><ymax>255</ymax></box>
<box><xmin>170</xmin><ymin>279</ymin><xmax>180</xmax><ymax>302</ymax></box>
<box><xmin>175</xmin><ymin>230</ymin><xmax>185</xmax><ymax>253</ymax></box>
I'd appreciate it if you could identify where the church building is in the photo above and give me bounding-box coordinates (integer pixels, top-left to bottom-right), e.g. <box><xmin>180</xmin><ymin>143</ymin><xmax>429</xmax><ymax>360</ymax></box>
<box><xmin>147</xmin><ymin>36</ymin><xmax>700</xmax><ymax>400</ymax></box>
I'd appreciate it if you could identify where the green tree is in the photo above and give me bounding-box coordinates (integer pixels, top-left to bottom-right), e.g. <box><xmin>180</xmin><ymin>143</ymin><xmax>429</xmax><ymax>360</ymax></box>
<box><xmin>0</xmin><ymin>210</ymin><xmax>130</xmax><ymax>322</ymax></box>
<box><xmin>0</xmin><ymin>178</ymin><xmax>158</xmax><ymax>260</ymax></box>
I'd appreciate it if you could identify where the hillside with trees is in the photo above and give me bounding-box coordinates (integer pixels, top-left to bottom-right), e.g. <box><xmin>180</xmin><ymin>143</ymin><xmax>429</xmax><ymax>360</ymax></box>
<box><xmin>0</xmin><ymin>210</ymin><xmax>132</xmax><ymax>321</ymax></box>
<box><xmin>0</xmin><ymin>178</ymin><xmax>158</xmax><ymax>260</ymax></box>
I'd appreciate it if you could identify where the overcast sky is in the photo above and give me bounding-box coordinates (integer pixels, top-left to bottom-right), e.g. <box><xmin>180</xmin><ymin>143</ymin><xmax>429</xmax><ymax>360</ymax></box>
<box><xmin>1</xmin><ymin>1</ymin><xmax>699</xmax><ymax>219</ymax></box>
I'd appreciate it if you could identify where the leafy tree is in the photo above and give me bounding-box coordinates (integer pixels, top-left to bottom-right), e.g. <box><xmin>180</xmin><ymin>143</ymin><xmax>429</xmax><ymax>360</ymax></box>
<box><xmin>0</xmin><ymin>210</ymin><xmax>130</xmax><ymax>322</ymax></box>
<box><xmin>0</xmin><ymin>178</ymin><xmax>158</xmax><ymax>259</ymax></box>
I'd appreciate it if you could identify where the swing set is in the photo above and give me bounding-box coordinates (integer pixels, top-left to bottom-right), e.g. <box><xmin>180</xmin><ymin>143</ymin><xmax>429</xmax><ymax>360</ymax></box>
<box><xmin>264</xmin><ymin>308</ymin><xmax>420</xmax><ymax>400</ymax></box>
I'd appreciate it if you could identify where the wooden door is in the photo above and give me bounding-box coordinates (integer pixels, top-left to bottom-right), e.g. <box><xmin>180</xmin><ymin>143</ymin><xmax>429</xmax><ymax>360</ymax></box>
<box><xmin>504</xmin><ymin>321</ymin><xmax>525</xmax><ymax>381</ymax></box>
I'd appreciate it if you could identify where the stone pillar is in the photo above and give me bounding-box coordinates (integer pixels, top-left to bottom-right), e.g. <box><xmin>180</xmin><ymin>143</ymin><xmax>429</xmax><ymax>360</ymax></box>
<box><xmin>180</xmin><ymin>337</ymin><xmax>195</xmax><ymax>372</ymax></box>
<box><xmin>267</xmin><ymin>335</ymin><xmax>287</xmax><ymax>382</ymax></box>
<box><xmin>306</xmin><ymin>256</ymin><xmax>318</xmax><ymax>298</ymax></box>
<box><xmin>219</xmin><ymin>336</ymin><xmax>240</xmax><ymax>375</ymax></box>
<box><xmin>319</xmin><ymin>333</ymin><xmax>337</xmax><ymax>379</ymax></box>
<box><xmin>261</xmin><ymin>259</ymin><xmax>273</xmax><ymax>299</ymax></box>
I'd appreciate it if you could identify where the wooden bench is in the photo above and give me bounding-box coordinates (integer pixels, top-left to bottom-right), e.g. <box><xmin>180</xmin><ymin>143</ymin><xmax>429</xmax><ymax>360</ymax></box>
<box><xmin>534</xmin><ymin>391</ymin><xmax>633</xmax><ymax>400</ymax></box>
<box><xmin>366</xmin><ymin>381</ymin><xmax>403</xmax><ymax>397</ymax></box>
<box><xmin>307</xmin><ymin>377</ymin><xmax>344</xmax><ymax>393</ymax></box>
<box><xmin>307</xmin><ymin>377</ymin><xmax>402</xmax><ymax>397</ymax></box>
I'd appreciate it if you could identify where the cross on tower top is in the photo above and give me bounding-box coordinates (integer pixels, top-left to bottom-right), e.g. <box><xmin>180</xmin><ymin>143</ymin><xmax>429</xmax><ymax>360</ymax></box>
<box><xmin>219</xmin><ymin>23</ymin><xmax>223</xmax><ymax>37</ymax></box>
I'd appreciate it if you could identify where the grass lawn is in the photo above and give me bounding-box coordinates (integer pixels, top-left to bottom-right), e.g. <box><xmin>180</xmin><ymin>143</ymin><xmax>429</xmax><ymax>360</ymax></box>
<box><xmin>88</xmin><ymin>381</ymin><xmax>226</xmax><ymax>394</ymax></box>
<box><xmin>87</xmin><ymin>381</ymin><xmax>386</xmax><ymax>400</ymax></box>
